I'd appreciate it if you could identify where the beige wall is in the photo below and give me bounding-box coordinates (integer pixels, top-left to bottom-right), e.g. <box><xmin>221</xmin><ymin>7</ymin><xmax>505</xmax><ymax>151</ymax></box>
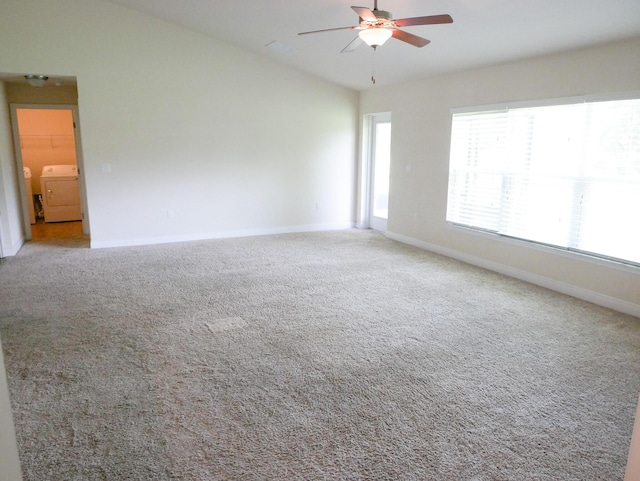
<box><xmin>0</xmin><ymin>0</ymin><xmax>359</xmax><ymax>249</ymax></box>
<box><xmin>361</xmin><ymin>37</ymin><xmax>640</xmax><ymax>315</ymax></box>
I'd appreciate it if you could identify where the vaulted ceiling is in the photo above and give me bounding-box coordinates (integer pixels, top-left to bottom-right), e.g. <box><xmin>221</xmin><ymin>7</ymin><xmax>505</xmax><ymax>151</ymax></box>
<box><xmin>108</xmin><ymin>0</ymin><xmax>640</xmax><ymax>91</ymax></box>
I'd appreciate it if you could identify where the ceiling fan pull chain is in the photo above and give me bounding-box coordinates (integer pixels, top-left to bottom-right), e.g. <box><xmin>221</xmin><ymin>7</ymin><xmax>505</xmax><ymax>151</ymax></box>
<box><xmin>371</xmin><ymin>47</ymin><xmax>377</xmax><ymax>84</ymax></box>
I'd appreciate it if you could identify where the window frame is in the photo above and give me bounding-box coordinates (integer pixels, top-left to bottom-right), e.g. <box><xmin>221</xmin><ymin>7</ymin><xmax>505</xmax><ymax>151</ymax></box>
<box><xmin>446</xmin><ymin>92</ymin><xmax>640</xmax><ymax>269</ymax></box>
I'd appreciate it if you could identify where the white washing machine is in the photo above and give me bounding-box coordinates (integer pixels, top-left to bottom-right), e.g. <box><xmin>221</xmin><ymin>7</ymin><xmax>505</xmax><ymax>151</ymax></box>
<box><xmin>40</xmin><ymin>165</ymin><xmax>82</xmax><ymax>223</ymax></box>
<box><xmin>23</xmin><ymin>166</ymin><xmax>36</xmax><ymax>225</ymax></box>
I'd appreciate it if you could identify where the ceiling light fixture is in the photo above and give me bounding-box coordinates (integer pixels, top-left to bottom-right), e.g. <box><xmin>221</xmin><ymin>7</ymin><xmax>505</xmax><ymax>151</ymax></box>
<box><xmin>359</xmin><ymin>28</ymin><xmax>393</xmax><ymax>48</ymax></box>
<box><xmin>24</xmin><ymin>74</ymin><xmax>48</xmax><ymax>88</ymax></box>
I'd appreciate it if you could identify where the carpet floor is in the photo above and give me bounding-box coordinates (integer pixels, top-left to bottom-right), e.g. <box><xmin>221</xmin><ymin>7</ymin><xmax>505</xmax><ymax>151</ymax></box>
<box><xmin>0</xmin><ymin>228</ymin><xmax>639</xmax><ymax>480</ymax></box>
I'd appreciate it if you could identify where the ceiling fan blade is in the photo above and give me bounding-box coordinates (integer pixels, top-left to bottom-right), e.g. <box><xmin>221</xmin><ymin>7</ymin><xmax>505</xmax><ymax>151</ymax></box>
<box><xmin>392</xmin><ymin>29</ymin><xmax>431</xmax><ymax>48</ymax></box>
<box><xmin>352</xmin><ymin>6</ymin><xmax>378</xmax><ymax>22</ymax></box>
<box><xmin>341</xmin><ymin>36</ymin><xmax>363</xmax><ymax>53</ymax></box>
<box><xmin>298</xmin><ymin>25</ymin><xmax>359</xmax><ymax>36</ymax></box>
<box><xmin>394</xmin><ymin>14</ymin><xmax>453</xmax><ymax>27</ymax></box>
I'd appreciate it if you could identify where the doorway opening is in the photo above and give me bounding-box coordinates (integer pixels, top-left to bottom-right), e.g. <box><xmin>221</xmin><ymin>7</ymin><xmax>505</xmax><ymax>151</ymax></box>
<box><xmin>363</xmin><ymin>112</ymin><xmax>391</xmax><ymax>232</ymax></box>
<box><xmin>10</xmin><ymin>104</ymin><xmax>89</xmax><ymax>244</ymax></box>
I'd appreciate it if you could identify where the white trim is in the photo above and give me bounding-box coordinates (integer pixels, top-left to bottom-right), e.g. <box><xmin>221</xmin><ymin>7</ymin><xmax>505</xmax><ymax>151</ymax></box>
<box><xmin>359</xmin><ymin>112</ymin><xmax>391</xmax><ymax>232</ymax></box>
<box><xmin>367</xmin><ymin>112</ymin><xmax>391</xmax><ymax>233</ymax></box>
<box><xmin>450</xmin><ymin>104</ymin><xmax>508</xmax><ymax>115</ymax></box>
<box><xmin>90</xmin><ymin>222</ymin><xmax>355</xmax><ymax>249</ymax></box>
<box><xmin>386</xmin><ymin>230</ymin><xmax>640</xmax><ymax>319</ymax></box>
<box><xmin>1</xmin><ymin>236</ymin><xmax>24</xmax><ymax>257</ymax></box>
<box><xmin>357</xmin><ymin>115</ymin><xmax>372</xmax><ymax>229</ymax></box>
<box><xmin>8</xmin><ymin>106</ymin><xmax>30</xmax><ymax>240</ymax></box>
<box><xmin>369</xmin><ymin>216</ymin><xmax>387</xmax><ymax>232</ymax></box>
<box><xmin>586</xmin><ymin>91</ymin><xmax>640</xmax><ymax>103</ymax></box>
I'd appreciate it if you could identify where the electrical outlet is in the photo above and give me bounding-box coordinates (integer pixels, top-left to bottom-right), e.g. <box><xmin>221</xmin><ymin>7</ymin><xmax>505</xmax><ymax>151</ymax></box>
<box><xmin>167</xmin><ymin>209</ymin><xmax>175</xmax><ymax>218</ymax></box>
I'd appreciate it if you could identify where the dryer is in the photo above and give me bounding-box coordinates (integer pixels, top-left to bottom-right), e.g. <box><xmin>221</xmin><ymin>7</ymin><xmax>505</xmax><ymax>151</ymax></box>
<box><xmin>40</xmin><ymin>165</ymin><xmax>82</xmax><ymax>223</ymax></box>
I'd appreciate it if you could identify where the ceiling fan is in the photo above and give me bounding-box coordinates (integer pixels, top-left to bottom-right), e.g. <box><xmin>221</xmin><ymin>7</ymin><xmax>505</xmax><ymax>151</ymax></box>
<box><xmin>298</xmin><ymin>0</ymin><xmax>453</xmax><ymax>53</ymax></box>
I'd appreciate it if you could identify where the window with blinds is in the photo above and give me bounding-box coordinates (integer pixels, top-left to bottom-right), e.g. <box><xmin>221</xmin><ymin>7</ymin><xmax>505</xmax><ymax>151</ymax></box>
<box><xmin>446</xmin><ymin>97</ymin><xmax>640</xmax><ymax>265</ymax></box>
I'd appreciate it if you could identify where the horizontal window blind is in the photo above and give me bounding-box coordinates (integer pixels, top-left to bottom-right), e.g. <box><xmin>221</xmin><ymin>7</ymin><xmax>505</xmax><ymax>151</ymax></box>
<box><xmin>447</xmin><ymin>97</ymin><xmax>640</xmax><ymax>265</ymax></box>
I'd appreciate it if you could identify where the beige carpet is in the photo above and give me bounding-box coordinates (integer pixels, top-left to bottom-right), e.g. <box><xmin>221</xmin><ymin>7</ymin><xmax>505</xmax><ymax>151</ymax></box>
<box><xmin>0</xmin><ymin>227</ymin><xmax>639</xmax><ymax>480</ymax></box>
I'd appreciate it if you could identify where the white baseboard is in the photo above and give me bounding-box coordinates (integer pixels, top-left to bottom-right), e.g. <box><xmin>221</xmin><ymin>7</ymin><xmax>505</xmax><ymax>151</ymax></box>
<box><xmin>386</xmin><ymin>231</ymin><xmax>640</xmax><ymax>319</ymax></box>
<box><xmin>90</xmin><ymin>222</ymin><xmax>355</xmax><ymax>249</ymax></box>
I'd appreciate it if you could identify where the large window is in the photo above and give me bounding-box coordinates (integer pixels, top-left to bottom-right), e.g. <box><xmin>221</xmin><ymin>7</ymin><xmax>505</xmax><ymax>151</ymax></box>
<box><xmin>447</xmin><ymin>96</ymin><xmax>640</xmax><ymax>265</ymax></box>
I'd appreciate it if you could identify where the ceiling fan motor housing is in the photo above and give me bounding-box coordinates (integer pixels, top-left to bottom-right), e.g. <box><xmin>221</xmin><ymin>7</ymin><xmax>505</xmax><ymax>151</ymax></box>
<box><xmin>366</xmin><ymin>9</ymin><xmax>392</xmax><ymax>25</ymax></box>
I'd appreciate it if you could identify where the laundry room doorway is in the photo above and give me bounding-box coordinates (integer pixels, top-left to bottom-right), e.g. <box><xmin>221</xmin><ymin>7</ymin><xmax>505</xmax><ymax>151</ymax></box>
<box><xmin>10</xmin><ymin>104</ymin><xmax>89</xmax><ymax>242</ymax></box>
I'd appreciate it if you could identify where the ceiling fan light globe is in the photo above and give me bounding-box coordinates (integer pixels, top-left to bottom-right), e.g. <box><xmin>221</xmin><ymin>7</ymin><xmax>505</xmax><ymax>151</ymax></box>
<box><xmin>359</xmin><ymin>27</ymin><xmax>393</xmax><ymax>47</ymax></box>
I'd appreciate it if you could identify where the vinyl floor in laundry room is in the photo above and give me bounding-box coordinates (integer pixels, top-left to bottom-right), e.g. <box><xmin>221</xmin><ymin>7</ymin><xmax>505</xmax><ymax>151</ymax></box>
<box><xmin>29</xmin><ymin>220</ymin><xmax>89</xmax><ymax>247</ymax></box>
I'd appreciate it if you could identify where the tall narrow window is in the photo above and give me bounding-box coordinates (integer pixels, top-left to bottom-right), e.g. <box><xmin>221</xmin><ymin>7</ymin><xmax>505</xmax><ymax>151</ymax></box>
<box><xmin>368</xmin><ymin>114</ymin><xmax>391</xmax><ymax>231</ymax></box>
<box><xmin>447</xmin><ymin>97</ymin><xmax>640</xmax><ymax>265</ymax></box>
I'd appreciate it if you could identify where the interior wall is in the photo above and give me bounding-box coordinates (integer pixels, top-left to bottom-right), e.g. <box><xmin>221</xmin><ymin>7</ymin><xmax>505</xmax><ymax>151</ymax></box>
<box><xmin>360</xmin><ymin>37</ymin><xmax>640</xmax><ymax>315</ymax></box>
<box><xmin>0</xmin><ymin>83</ymin><xmax>24</xmax><ymax>257</ymax></box>
<box><xmin>0</xmin><ymin>0</ymin><xmax>359</xmax><ymax>248</ymax></box>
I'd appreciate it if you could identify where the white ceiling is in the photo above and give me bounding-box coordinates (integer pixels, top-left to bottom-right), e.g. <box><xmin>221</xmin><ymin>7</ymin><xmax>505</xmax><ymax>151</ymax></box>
<box><xmin>107</xmin><ymin>0</ymin><xmax>640</xmax><ymax>91</ymax></box>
